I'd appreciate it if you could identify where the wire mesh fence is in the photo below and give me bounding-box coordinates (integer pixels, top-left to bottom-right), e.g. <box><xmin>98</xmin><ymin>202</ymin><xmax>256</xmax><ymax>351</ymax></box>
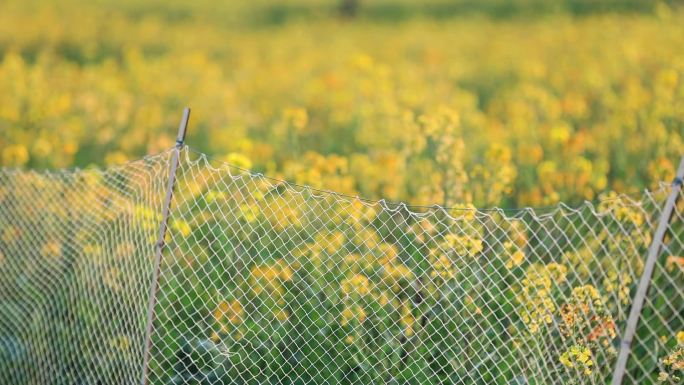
<box><xmin>0</xmin><ymin>145</ymin><xmax>683</xmax><ymax>385</ymax></box>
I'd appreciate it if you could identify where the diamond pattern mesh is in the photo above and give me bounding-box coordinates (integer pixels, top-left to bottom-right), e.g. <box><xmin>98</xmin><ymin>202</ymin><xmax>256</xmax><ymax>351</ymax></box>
<box><xmin>0</xmin><ymin>146</ymin><xmax>682</xmax><ymax>385</ymax></box>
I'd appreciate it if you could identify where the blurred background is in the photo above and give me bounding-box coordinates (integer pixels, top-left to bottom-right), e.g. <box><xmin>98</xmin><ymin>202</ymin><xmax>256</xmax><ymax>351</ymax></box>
<box><xmin>0</xmin><ymin>0</ymin><xmax>683</xmax><ymax>208</ymax></box>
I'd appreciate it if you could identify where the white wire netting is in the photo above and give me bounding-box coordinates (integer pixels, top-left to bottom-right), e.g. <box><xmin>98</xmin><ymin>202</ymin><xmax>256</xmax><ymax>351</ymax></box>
<box><xmin>1</xmin><ymin>146</ymin><xmax>683</xmax><ymax>385</ymax></box>
<box><xmin>0</xmin><ymin>151</ymin><xmax>172</xmax><ymax>384</ymax></box>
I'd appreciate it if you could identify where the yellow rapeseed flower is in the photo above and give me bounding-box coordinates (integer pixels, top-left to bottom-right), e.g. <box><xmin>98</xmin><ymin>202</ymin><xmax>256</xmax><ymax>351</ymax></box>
<box><xmin>274</xmin><ymin>309</ymin><xmax>289</xmax><ymax>322</ymax></box>
<box><xmin>283</xmin><ymin>107</ymin><xmax>308</xmax><ymax>132</ymax></box>
<box><xmin>40</xmin><ymin>240</ymin><xmax>62</xmax><ymax>259</ymax></box>
<box><xmin>224</xmin><ymin>152</ymin><xmax>253</xmax><ymax>170</ymax></box>
<box><xmin>214</xmin><ymin>299</ymin><xmax>244</xmax><ymax>325</ymax></box>
<box><xmin>171</xmin><ymin>219</ymin><xmax>192</xmax><ymax>237</ymax></box>
<box><xmin>2</xmin><ymin>144</ymin><xmax>29</xmax><ymax>166</ymax></box>
<box><xmin>341</xmin><ymin>305</ymin><xmax>366</xmax><ymax>326</ymax></box>
<box><xmin>560</xmin><ymin>345</ymin><xmax>594</xmax><ymax>375</ymax></box>
<box><xmin>341</xmin><ymin>274</ymin><xmax>371</xmax><ymax>297</ymax></box>
<box><xmin>442</xmin><ymin>233</ymin><xmax>483</xmax><ymax>256</ymax></box>
<box><xmin>431</xmin><ymin>254</ymin><xmax>456</xmax><ymax>281</ymax></box>
<box><xmin>506</xmin><ymin>249</ymin><xmax>525</xmax><ymax>269</ymax></box>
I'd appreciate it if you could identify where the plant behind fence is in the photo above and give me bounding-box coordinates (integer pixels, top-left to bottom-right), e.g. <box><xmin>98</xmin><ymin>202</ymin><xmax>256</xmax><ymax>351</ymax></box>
<box><xmin>0</xmin><ymin>143</ymin><xmax>683</xmax><ymax>385</ymax></box>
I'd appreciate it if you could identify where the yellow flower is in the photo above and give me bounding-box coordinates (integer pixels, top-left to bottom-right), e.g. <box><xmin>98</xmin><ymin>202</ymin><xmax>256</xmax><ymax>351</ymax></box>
<box><xmin>448</xmin><ymin>203</ymin><xmax>477</xmax><ymax>221</ymax></box>
<box><xmin>134</xmin><ymin>205</ymin><xmax>162</xmax><ymax>231</ymax></box>
<box><xmin>341</xmin><ymin>274</ymin><xmax>371</xmax><ymax>297</ymax></box>
<box><xmin>104</xmin><ymin>151</ymin><xmax>128</xmax><ymax>166</ymax></box>
<box><xmin>603</xmin><ymin>271</ymin><xmax>632</xmax><ymax>305</ymax></box>
<box><xmin>506</xmin><ymin>249</ymin><xmax>525</xmax><ymax>269</ymax></box>
<box><xmin>214</xmin><ymin>299</ymin><xmax>244</xmax><ymax>325</ymax></box>
<box><xmin>274</xmin><ymin>309</ymin><xmax>289</xmax><ymax>322</ymax></box>
<box><xmin>550</xmin><ymin>124</ymin><xmax>571</xmax><ymax>144</ymax></box>
<box><xmin>560</xmin><ymin>345</ymin><xmax>594</xmax><ymax>375</ymax></box>
<box><xmin>1</xmin><ymin>226</ymin><xmax>20</xmax><ymax>244</ymax></box>
<box><xmin>41</xmin><ymin>241</ymin><xmax>62</xmax><ymax>259</ymax></box>
<box><xmin>657</xmin><ymin>372</ymin><xmax>669</xmax><ymax>382</ymax></box>
<box><xmin>431</xmin><ymin>254</ymin><xmax>456</xmax><ymax>281</ymax></box>
<box><xmin>2</xmin><ymin>144</ymin><xmax>29</xmax><ymax>166</ymax></box>
<box><xmin>82</xmin><ymin>244</ymin><xmax>102</xmax><ymax>257</ymax></box>
<box><xmin>205</xmin><ymin>190</ymin><xmax>227</xmax><ymax>204</ymax></box>
<box><xmin>570</xmin><ymin>285</ymin><xmax>603</xmax><ymax>312</ymax></box>
<box><xmin>32</xmin><ymin>138</ymin><xmax>52</xmax><ymax>158</ymax></box>
<box><xmin>283</xmin><ymin>107</ymin><xmax>308</xmax><ymax>132</ymax></box>
<box><xmin>341</xmin><ymin>305</ymin><xmax>366</xmax><ymax>326</ymax></box>
<box><xmin>661</xmin><ymin>345</ymin><xmax>684</xmax><ymax>373</ymax></box>
<box><xmin>324</xmin><ymin>231</ymin><xmax>346</xmax><ymax>255</ymax></box>
<box><xmin>442</xmin><ymin>233</ymin><xmax>483</xmax><ymax>256</ymax></box>
<box><xmin>250</xmin><ymin>260</ymin><xmax>292</xmax><ymax>296</ymax></box>
<box><xmin>598</xmin><ymin>192</ymin><xmax>644</xmax><ymax>226</ymax></box>
<box><xmin>546</xmin><ymin>263</ymin><xmax>568</xmax><ymax>282</ymax></box>
<box><xmin>278</xmin><ymin>263</ymin><xmax>294</xmax><ymax>282</ymax></box>
<box><xmin>171</xmin><ymin>219</ymin><xmax>192</xmax><ymax>237</ymax></box>
<box><xmin>239</xmin><ymin>203</ymin><xmax>259</xmax><ymax>223</ymax></box>
<box><xmin>382</xmin><ymin>262</ymin><xmax>413</xmax><ymax>292</ymax></box>
<box><xmin>223</xmin><ymin>152</ymin><xmax>253</xmax><ymax>170</ymax></box>
<box><xmin>63</xmin><ymin>142</ymin><xmax>78</xmax><ymax>155</ymax></box>
<box><xmin>517</xmin><ymin>262</ymin><xmax>568</xmax><ymax>334</ymax></box>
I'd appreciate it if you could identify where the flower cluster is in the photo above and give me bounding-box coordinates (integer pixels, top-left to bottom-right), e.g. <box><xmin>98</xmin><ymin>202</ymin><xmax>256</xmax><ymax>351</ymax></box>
<box><xmin>341</xmin><ymin>274</ymin><xmax>371</xmax><ymax>297</ymax></box>
<box><xmin>441</xmin><ymin>233</ymin><xmax>484</xmax><ymax>257</ymax></box>
<box><xmin>430</xmin><ymin>253</ymin><xmax>456</xmax><ymax>281</ymax></box>
<box><xmin>603</xmin><ymin>271</ymin><xmax>632</xmax><ymax>305</ymax></box>
<box><xmin>560</xmin><ymin>344</ymin><xmax>594</xmax><ymax>376</ymax></box>
<box><xmin>213</xmin><ymin>299</ymin><xmax>244</xmax><ymax>326</ymax></box>
<box><xmin>2</xmin><ymin>1</ymin><xmax>683</xmax><ymax>209</ymax></box>
<box><xmin>250</xmin><ymin>260</ymin><xmax>293</xmax><ymax>297</ymax></box>
<box><xmin>658</xmin><ymin>331</ymin><xmax>684</xmax><ymax>383</ymax></box>
<box><xmin>598</xmin><ymin>192</ymin><xmax>645</xmax><ymax>226</ymax></box>
<box><xmin>517</xmin><ymin>263</ymin><xmax>567</xmax><ymax>334</ymax></box>
<box><xmin>341</xmin><ymin>305</ymin><xmax>367</xmax><ymax>327</ymax></box>
<box><xmin>560</xmin><ymin>285</ymin><xmax>616</xmax><ymax>347</ymax></box>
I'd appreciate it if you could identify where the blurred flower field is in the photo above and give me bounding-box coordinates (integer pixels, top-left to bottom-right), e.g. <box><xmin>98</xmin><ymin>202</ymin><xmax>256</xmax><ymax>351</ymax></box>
<box><xmin>1</xmin><ymin>1</ymin><xmax>684</xmax><ymax>385</ymax></box>
<box><xmin>1</xmin><ymin>0</ymin><xmax>684</xmax><ymax>208</ymax></box>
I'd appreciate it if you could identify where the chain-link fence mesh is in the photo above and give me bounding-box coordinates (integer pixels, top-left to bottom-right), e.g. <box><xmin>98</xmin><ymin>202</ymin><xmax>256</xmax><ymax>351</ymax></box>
<box><xmin>1</xmin><ymin>146</ymin><xmax>683</xmax><ymax>385</ymax></box>
<box><xmin>0</xmin><ymin>151</ymin><xmax>172</xmax><ymax>384</ymax></box>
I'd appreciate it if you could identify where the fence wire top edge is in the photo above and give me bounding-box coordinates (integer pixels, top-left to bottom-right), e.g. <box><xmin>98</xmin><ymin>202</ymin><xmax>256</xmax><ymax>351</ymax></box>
<box><xmin>0</xmin><ymin>148</ymin><xmax>174</xmax><ymax>179</ymax></box>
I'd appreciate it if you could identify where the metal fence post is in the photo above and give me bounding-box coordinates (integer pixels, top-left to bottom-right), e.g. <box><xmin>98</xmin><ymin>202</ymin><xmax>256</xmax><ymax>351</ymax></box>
<box><xmin>611</xmin><ymin>155</ymin><xmax>684</xmax><ymax>385</ymax></box>
<box><xmin>140</xmin><ymin>107</ymin><xmax>191</xmax><ymax>385</ymax></box>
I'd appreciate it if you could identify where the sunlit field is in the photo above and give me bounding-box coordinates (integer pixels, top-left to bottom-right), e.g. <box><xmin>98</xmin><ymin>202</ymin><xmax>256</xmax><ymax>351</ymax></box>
<box><xmin>1</xmin><ymin>1</ymin><xmax>684</xmax><ymax>385</ymax></box>
<box><xmin>1</xmin><ymin>0</ymin><xmax>683</xmax><ymax>208</ymax></box>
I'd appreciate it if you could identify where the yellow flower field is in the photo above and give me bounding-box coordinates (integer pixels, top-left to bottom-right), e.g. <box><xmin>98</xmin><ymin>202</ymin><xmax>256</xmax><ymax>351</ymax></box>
<box><xmin>1</xmin><ymin>0</ymin><xmax>683</xmax><ymax>208</ymax></box>
<box><xmin>1</xmin><ymin>2</ymin><xmax>684</xmax><ymax>385</ymax></box>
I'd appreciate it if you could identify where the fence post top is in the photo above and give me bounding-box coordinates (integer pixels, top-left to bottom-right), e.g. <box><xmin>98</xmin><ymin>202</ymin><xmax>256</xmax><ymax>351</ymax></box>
<box><xmin>176</xmin><ymin>107</ymin><xmax>191</xmax><ymax>148</ymax></box>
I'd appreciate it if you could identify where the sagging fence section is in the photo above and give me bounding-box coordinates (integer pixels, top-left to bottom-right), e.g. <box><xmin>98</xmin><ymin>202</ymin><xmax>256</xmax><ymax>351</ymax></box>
<box><xmin>0</xmin><ymin>119</ymin><xmax>683</xmax><ymax>385</ymax></box>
